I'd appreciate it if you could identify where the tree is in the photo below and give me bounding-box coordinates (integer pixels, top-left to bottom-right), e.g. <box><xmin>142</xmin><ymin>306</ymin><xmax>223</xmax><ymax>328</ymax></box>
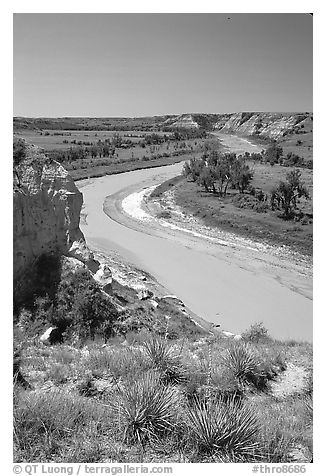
<box><xmin>231</xmin><ymin>158</ymin><xmax>254</xmax><ymax>193</ymax></box>
<box><xmin>182</xmin><ymin>158</ymin><xmax>203</xmax><ymax>182</ymax></box>
<box><xmin>264</xmin><ymin>143</ymin><xmax>283</xmax><ymax>165</ymax></box>
<box><xmin>198</xmin><ymin>167</ymin><xmax>217</xmax><ymax>193</ymax></box>
<box><xmin>270</xmin><ymin>169</ymin><xmax>309</xmax><ymax>218</ymax></box>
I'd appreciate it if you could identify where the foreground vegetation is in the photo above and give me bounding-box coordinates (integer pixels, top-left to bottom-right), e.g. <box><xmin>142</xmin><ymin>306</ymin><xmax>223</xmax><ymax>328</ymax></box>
<box><xmin>13</xmin><ymin>252</ymin><xmax>312</xmax><ymax>463</ymax></box>
<box><xmin>14</xmin><ymin>329</ymin><xmax>312</xmax><ymax>463</ymax></box>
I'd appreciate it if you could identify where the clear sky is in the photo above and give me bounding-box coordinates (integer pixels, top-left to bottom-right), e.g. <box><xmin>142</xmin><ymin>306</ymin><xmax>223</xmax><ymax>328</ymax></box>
<box><xmin>13</xmin><ymin>13</ymin><xmax>313</xmax><ymax>117</ymax></box>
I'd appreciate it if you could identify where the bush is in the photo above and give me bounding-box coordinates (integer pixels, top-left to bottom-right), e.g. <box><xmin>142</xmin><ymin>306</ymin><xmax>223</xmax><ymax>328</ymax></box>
<box><xmin>13</xmin><ymin>138</ymin><xmax>27</xmax><ymax>167</ymax></box>
<box><xmin>270</xmin><ymin>170</ymin><xmax>309</xmax><ymax>219</ymax></box>
<box><xmin>156</xmin><ymin>210</ymin><xmax>172</xmax><ymax>219</ymax></box>
<box><xmin>242</xmin><ymin>322</ymin><xmax>270</xmax><ymax>343</ymax></box>
<box><xmin>53</xmin><ymin>269</ymin><xmax>118</xmax><ymax>341</ymax></box>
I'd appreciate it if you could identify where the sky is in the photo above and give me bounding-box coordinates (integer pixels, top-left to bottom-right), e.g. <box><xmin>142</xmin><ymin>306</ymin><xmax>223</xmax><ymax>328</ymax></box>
<box><xmin>13</xmin><ymin>13</ymin><xmax>313</xmax><ymax>117</ymax></box>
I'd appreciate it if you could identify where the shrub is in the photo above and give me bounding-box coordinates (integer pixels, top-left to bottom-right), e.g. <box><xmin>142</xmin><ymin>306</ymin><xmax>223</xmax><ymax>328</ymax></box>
<box><xmin>53</xmin><ymin>269</ymin><xmax>118</xmax><ymax>341</ymax></box>
<box><xmin>242</xmin><ymin>322</ymin><xmax>270</xmax><ymax>343</ymax></box>
<box><xmin>186</xmin><ymin>396</ymin><xmax>260</xmax><ymax>460</ymax></box>
<box><xmin>156</xmin><ymin>210</ymin><xmax>172</xmax><ymax>219</ymax></box>
<box><xmin>13</xmin><ymin>138</ymin><xmax>27</xmax><ymax>167</ymax></box>
<box><xmin>114</xmin><ymin>371</ymin><xmax>181</xmax><ymax>444</ymax></box>
<box><xmin>270</xmin><ymin>170</ymin><xmax>309</xmax><ymax>219</ymax></box>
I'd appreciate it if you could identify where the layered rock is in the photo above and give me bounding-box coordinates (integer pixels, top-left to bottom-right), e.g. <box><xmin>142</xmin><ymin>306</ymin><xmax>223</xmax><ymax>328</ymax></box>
<box><xmin>163</xmin><ymin>114</ymin><xmax>200</xmax><ymax>129</ymax></box>
<box><xmin>13</xmin><ymin>145</ymin><xmax>85</xmax><ymax>285</ymax></box>
<box><xmin>216</xmin><ymin>112</ymin><xmax>310</xmax><ymax>140</ymax></box>
<box><xmin>160</xmin><ymin>111</ymin><xmax>311</xmax><ymax>139</ymax></box>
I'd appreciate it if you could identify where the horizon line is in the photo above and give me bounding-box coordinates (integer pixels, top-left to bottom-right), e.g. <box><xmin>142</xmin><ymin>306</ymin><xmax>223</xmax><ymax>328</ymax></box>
<box><xmin>14</xmin><ymin>110</ymin><xmax>313</xmax><ymax>119</ymax></box>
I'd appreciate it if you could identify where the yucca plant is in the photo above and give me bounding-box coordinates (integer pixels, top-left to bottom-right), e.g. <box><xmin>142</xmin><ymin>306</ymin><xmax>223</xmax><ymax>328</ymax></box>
<box><xmin>116</xmin><ymin>371</ymin><xmax>181</xmax><ymax>444</ymax></box>
<box><xmin>223</xmin><ymin>343</ymin><xmax>258</xmax><ymax>380</ymax></box>
<box><xmin>186</xmin><ymin>395</ymin><xmax>260</xmax><ymax>460</ymax></box>
<box><xmin>141</xmin><ymin>337</ymin><xmax>186</xmax><ymax>384</ymax></box>
<box><xmin>222</xmin><ymin>343</ymin><xmax>270</xmax><ymax>390</ymax></box>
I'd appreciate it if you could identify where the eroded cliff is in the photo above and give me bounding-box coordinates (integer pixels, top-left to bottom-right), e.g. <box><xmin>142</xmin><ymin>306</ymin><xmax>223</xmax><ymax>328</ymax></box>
<box><xmin>161</xmin><ymin>111</ymin><xmax>312</xmax><ymax>140</ymax></box>
<box><xmin>13</xmin><ymin>145</ymin><xmax>86</xmax><ymax>285</ymax></box>
<box><xmin>215</xmin><ymin>112</ymin><xmax>311</xmax><ymax>140</ymax></box>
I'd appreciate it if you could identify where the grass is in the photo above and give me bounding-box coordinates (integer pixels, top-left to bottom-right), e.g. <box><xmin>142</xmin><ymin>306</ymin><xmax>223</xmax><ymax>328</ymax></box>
<box><xmin>13</xmin><ymin>387</ymin><xmax>116</xmax><ymax>462</ymax></box>
<box><xmin>113</xmin><ymin>371</ymin><xmax>181</xmax><ymax>444</ymax></box>
<box><xmin>171</xmin><ymin>173</ymin><xmax>312</xmax><ymax>256</ymax></box>
<box><xmin>67</xmin><ymin>154</ymin><xmax>191</xmax><ymax>181</ymax></box>
<box><xmin>186</xmin><ymin>396</ymin><xmax>260</xmax><ymax>461</ymax></box>
<box><xmin>15</xmin><ymin>129</ymin><xmax>207</xmax><ymax>181</ymax></box>
<box><xmin>15</xmin><ymin>129</ymin><xmax>171</xmax><ymax>150</ymax></box>
<box><xmin>14</xmin><ymin>331</ymin><xmax>312</xmax><ymax>463</ymax></box>
<box><xmin>141</xmin><ymin>337</ymin><xmax>186</xmax><ymax>384</ymax></box>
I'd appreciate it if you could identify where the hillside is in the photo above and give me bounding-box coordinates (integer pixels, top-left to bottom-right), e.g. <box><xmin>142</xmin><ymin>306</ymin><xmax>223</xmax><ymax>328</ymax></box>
<box><xmin>14</xmin><ymin>111</ymin><xmax>312</xmax><ymax>136</ymax></box>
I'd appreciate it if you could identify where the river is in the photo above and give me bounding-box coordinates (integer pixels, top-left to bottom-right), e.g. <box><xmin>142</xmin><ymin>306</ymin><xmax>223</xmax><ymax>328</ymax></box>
<box><xmin>77</xmin><ymin>134</ymin><xmax>312</xmax><ymax>341</ymax></box>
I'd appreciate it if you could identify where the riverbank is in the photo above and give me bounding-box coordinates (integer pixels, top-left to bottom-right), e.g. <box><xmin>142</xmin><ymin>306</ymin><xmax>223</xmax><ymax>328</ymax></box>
<box><xmin>72</xmin><ymin>155</ymin><xmax>188</xmax><ymax>181</ymax></box>
<box><xmin>94</xmin><ymin>174</ymin><xmax>312</xmax><ymax>340</ymax></box>
<box><xmin>149</xmin><ymin>175</ymin><xmax>312</xmax><ymax>257</ymax></box>
<box><xmin>78</xmin><ymin>133</ymin><xmax>312</xmax><ymax>341</ymax></box>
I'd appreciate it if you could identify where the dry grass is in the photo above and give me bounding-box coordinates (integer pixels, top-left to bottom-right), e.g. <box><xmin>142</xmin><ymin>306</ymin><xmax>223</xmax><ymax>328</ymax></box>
<box><xmin>14</xmin><ymin>333</ymin><xmax>312</xmax><ymax>463</ymax></box>
<box><xmin>186</xmin><ymin>396</ymin><xmax>261</xmax><ymax>461</ymax></box>
<box><xmin>173</xmin><ymin>176</ymin><xmax>312</xmax><ymax>255</ymax></box>
<box><xmin>111</xmin><ymin>371</ymin><xmax>181</xmax><ymax>444</ymax></box>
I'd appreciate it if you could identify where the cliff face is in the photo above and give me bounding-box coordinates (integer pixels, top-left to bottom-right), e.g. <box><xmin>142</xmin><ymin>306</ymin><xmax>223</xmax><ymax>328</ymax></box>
<box><xmin>160</xmin><ymin>112</ymin><xmax>311</xmax><ymax>139</ymax></box>
<box><xmin>163</xmin><ymin>114</ymin><xmax>200</xmax><ymax>129</ymax></box>
<box><xmin>214</xmin><ymin>112</ymin><xmax>311</xmax><ymax>140</ymax></box>
<box><xmin>13</xmin><ymin>146</ymin><xmax>85</xmax><ymax>284</ymax></box>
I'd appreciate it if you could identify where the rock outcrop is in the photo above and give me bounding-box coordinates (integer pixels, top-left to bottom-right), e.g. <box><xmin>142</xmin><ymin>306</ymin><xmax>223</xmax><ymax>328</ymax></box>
<box><xmin>215</xmin><ymin>112</ymin><xmax>311</xmax><ymax>140</ymax></box>
<box><xmin>163</xmin><ymin>114</ymin><xmax>200</xmax><ymax>129</ymax></box>
<box><xmin>13</xmin><ymin>144</ymin><xmax>85</xmax><ymax>286</ymax></box>
<box><xmin>93</xmin><ymin>263</ymin><xmax>113</xmax><ymax>293</ymax></box>
<box><xmin>160</xmin><ymin>111</ymin><xmax>312</xmax><ymax>140</ymax></box>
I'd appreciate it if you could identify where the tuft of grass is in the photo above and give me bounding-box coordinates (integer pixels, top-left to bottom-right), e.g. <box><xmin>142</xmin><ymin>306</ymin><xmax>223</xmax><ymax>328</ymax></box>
<box><xmin>222</xmin><ymin>342</ymin><xmax>281</xmax><ymax>391</ymax></box>
<box><xmin>222</xmin><ymin>343</ymin><xmax>258</xmax><ymax>383</ymax></box>
<box><xmin>13</xmin><ymin>388</ymin><xmax>114</xmax><ymax>461</ymax></box>
<box><xmin>76</xmin><ymin>375</ymin><xmax>99</xmax><ymax>397</ymax></box>
<box><xmin>141</xmin><ymin>337</ymin><xmax>186</xmax><ymax>384</ymax></box>
<box><xmin>82</xmin><ymin>345</ymin><xmax>150</xmax><ymax>380</ymax></box>
<box><xmin>45</xmin><ymin>363</ymin><xmax>70</xmax><ymax>385</ymax></box>
<box><xmin>186</xmin><ymin>396</ymin><xmax>261</xmax><ymax>461</ymax></box>
<box><xmin>250</xmin><ymin>395</ymin><xmax>313</xmax><ymax>462</ymax></box>
<box><xmin>114</xmin><ymin>371</ymin><xmax>181</xmax><ymax>444</ymax></box>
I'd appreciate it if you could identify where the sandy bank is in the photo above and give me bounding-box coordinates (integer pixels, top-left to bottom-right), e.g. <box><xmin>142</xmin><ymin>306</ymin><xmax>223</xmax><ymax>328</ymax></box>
<box><xmin>78</xmin><ymin>137</ymin><xmax>312</xmax><ymax>341</ymax></box>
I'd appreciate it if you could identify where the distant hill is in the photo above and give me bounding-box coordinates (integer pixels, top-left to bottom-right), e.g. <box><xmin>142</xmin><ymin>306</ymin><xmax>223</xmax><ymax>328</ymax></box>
<box><xmin>14</xmin><ymin>111</ymin><xmax>313</xmax><ymax>140</ymax></box>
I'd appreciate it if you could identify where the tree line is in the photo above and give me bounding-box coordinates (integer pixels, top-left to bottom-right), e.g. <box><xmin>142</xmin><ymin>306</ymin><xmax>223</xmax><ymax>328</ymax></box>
<box><xmin>183</xmin><ymin>152</ymin><xmax>253</xmax><ymax>197</ymax></box>
<box><xmin>241</xmin><ymin>143</ymin><xmax>313</xmax><ymax>169</ymax></box>
<box><xmin>183</xmin><ymin>150</ymin><xmax>310</xmax><ymax>219</ymax></box>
